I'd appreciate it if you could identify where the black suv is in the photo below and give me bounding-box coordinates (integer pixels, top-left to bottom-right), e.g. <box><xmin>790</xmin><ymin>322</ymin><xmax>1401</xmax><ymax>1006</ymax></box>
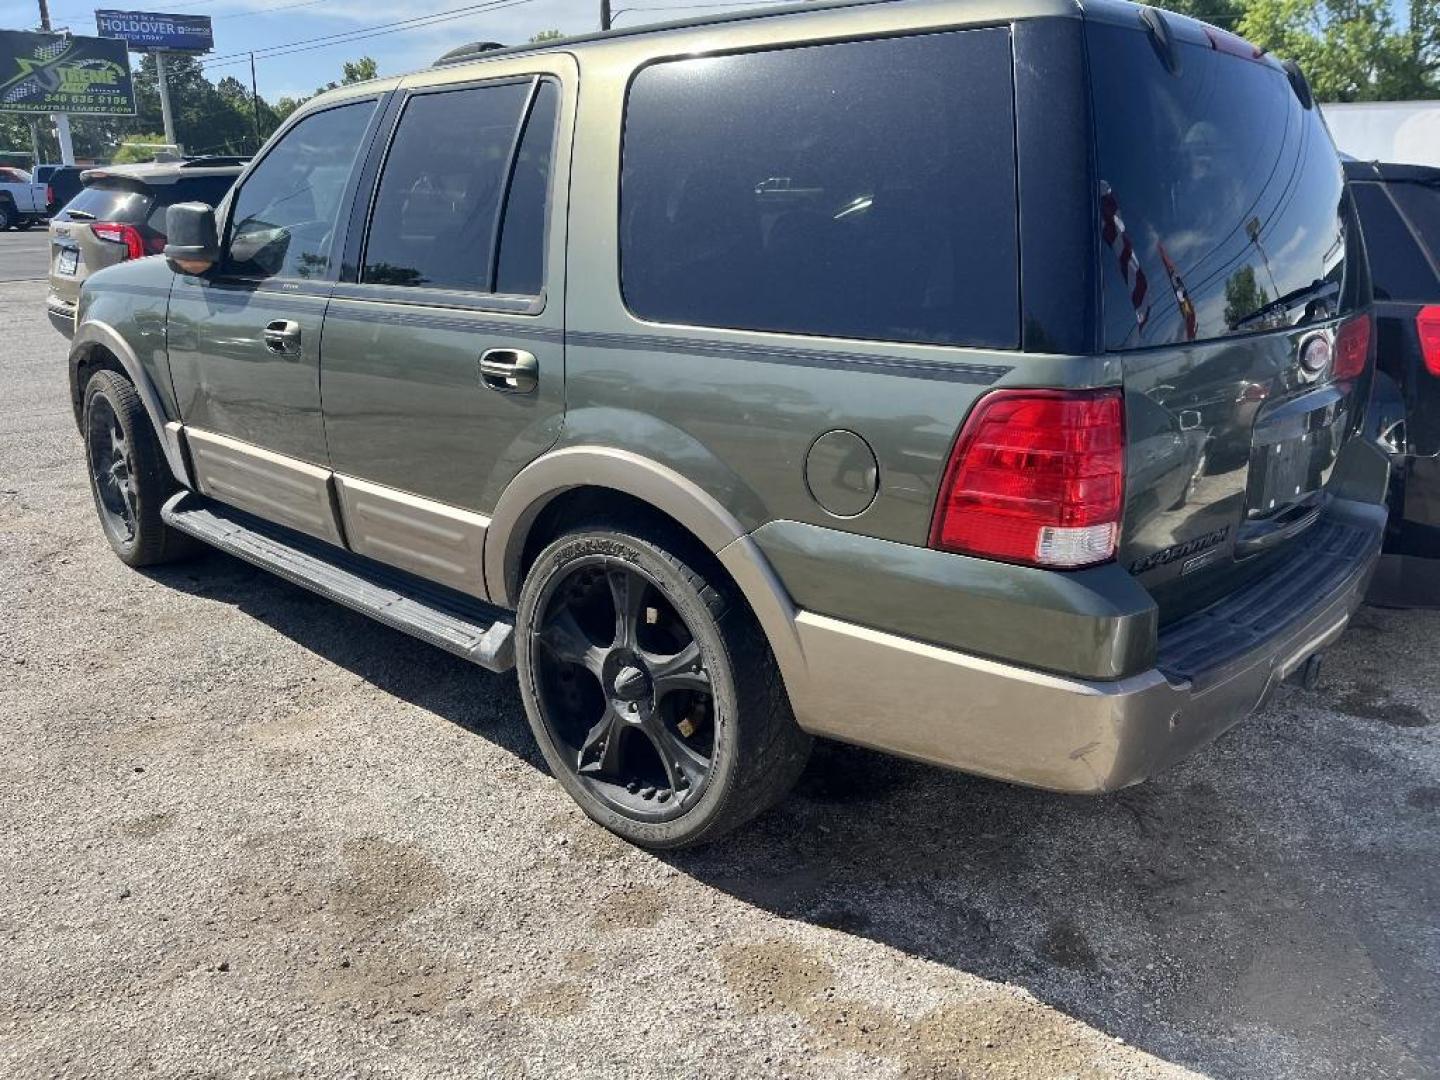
<box><xmin>1345</xmin><ymin>160</ymin><xmax>1440</xmax><ymax>605</ymax></box>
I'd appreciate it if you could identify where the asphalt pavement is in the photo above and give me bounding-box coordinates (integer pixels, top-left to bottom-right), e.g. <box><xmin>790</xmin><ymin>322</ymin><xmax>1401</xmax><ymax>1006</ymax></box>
<box><xmin>0</xmin><ymin>227</ymin><xmax>50</xmax><ymax>283</ymax></box>
<box><xmin>0</xmin><ymin>260</ymin><xmax>1437</xmax><ymax>1079</ymax></box>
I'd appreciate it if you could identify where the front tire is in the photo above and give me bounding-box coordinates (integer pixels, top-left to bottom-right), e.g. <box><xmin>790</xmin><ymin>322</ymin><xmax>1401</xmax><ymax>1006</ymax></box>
<box><xmin>82</xmin><ymin>369</ymin><xmax>197</xmax><ymax>567</ymax></box>
<box><xmin>516</xmin><ymin>523</ymin><xmax>811</xmax><ymax>849</ymax></box>
<box><xmin>0</xmin><ymin>203</ymin><xmax>12</xmax><ymax>230</ymax></box>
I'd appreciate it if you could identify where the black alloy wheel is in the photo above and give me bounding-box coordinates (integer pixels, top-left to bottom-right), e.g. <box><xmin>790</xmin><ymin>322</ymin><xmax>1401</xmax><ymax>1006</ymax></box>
<box><xmin>86</xmin><ymin>389</ymin><xmax>140</xmax><ymax>546</ymax></box>
<box><xmin>81</xmin><ymin>369</ymin><xmax>197</xmax><ymax>567</ymax></box>
<box><xmin>530</xmin><ymin>554</ymin><xmax>717</xmax><ymax>822</ymax></box>
<box><xmin>515</xmin><ymin>524</ymin><xmax>812</xmax><ymax>849</ymax></box>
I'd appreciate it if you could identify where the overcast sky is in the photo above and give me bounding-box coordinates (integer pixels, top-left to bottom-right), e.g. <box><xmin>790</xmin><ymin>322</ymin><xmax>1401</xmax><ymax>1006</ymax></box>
<box><xmin>0</xmin><ymin>0</ymin><xmax>771</xmax><ymax>101</ymax></box>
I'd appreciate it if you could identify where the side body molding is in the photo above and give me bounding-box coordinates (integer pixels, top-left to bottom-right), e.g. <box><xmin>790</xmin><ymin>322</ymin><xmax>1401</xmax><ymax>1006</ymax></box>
<box><xmin>69</xmin><ymin>320</ymin><xmax>189</xmax><ymax>486</ymax></box>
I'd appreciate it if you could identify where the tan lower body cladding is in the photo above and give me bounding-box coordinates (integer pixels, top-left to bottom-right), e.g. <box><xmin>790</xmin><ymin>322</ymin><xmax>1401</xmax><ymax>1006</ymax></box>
<box><xmin>183</xmin><ymin>428</ymin><xmax>489</xmax><ymax>597</ymax></box>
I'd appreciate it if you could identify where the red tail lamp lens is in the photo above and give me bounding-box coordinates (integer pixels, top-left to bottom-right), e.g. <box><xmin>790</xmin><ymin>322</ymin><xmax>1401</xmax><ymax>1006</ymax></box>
<box><xmin>90</xmin><ymin>221</ymin><xmax>147</xmax><ymax>261</ymax></box>
<box><xmin>929</xmin><ymin>388</ymin><xmax>1126</xmax><ymax>569</ymax></box>
<box><xmin>1418</xmin><ymin>306</ymin><xmax>1440</xmax><ymax>378</ymax></box>
<box><xmin>1333</xmin><ymin>312</ymin><xmax>1372</xmax><ymax>380</ymax></box>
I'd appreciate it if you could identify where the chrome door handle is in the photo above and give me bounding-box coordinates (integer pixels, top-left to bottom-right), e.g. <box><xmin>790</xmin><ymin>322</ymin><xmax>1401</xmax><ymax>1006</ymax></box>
<box><xmin>263</xmin><ymin>319</ymin><xmax>301</xmax><ymax>354</ymax></box>
<box><xmin>479</xmin><ymin>348</ymin><xmax>539</xmax><ymax>394</ymax></box>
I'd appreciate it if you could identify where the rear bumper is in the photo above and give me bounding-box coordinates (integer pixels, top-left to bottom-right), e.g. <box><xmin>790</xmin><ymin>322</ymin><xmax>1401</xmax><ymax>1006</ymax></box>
<box><xmin>785</xmin><ymin>500</ymin><xmax>1384</xmax><ymax>793</ymax></box>
<box><xmin>45</xmin><ymin>293</ymin><xmax>76</xmax><ymax>338</ymax></box>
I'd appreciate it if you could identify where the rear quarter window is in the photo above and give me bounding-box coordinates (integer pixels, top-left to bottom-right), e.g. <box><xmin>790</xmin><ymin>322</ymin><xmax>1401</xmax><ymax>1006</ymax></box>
<box><xmin>619</xmin><ymin>29</ymin><xmax>1020</xmax><ymax>349</ymax></box>
<box><xmin>1088</xmin><ymin>21</ymin><xmax>1348</xmax><ymax>349</ymax></box>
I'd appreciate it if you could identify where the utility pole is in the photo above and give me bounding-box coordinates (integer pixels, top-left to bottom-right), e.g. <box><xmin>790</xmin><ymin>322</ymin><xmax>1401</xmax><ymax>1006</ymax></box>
<box><xmin>36</xmin><ymin>0</ymin><xmax>75</xmax><ymax>165</ymax></box>
<box><xmin>155</xmin><ymin>50</ymin><xmax>178</xmax><ymax>152</ymax></box>
<box><xmin>249</xmin><ymin>52</ymin><xmax>262</xmax><ymax>153</ymax></box>
<box><xmin>601</xmin><ymin>0</ymin><xmax>612</xmax><ymax>30</ymax></box>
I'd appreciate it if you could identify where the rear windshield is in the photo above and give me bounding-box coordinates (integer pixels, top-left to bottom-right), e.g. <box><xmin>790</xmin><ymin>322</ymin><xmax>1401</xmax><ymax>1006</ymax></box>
<box><xmin>59</xmin><ymin>183</ymin><xmax>153</xmax><ymax>223</ymax></box>
<box><xmin>1087</xmin><ymin>21</ymin><xmax>1348</xmax><ymax>350</ymax></box>
<box><xmin>142</xmin><ymin>175</ymin><xmax>238</xmax><ymax>233</ymax></box>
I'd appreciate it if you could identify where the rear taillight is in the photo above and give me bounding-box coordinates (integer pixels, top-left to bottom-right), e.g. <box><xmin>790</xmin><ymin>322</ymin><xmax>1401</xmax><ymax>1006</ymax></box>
<box><xmin>45</xmin><ymin>183</ymin><xmax>54</xmax><ymax>206</ymax></box>
<box><xmin>929</xmin><ymin>388</ymin><xmax>1126</xmax><ymax>569</ymax></box>
<box><xmin>1333</xmin><ymin>312</ymin><xmax>1372</xmax><ymax>380</ymax></box>
<box><xmin>1418</xmin><ymin>306</ymin><xmax>1440</xmax><ymax>377</ymax></box>
<box><xmin>90</xmin><ymin>221</ymin><xmax>146</xmax><ymax>261</ymax></box>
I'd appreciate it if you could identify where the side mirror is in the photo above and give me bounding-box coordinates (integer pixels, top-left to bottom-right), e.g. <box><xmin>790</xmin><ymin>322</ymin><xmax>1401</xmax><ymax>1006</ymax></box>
<box><xmin>164</xmin><ymin>202</ymin><xmax>220</xmax><ymax>275</ymax></box>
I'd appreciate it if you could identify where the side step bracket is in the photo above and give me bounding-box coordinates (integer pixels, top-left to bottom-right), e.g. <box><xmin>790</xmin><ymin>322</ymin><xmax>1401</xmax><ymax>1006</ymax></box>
<box><xmin>162</xmin><ymin>491</ymin><xmax>516</xmax><ymax>672</ymax></box>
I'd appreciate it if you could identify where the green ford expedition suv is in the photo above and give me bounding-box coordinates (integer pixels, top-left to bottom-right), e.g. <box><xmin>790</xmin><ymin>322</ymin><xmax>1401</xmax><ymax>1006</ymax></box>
<box><xmin>67</xmin><ymin>0</ymin><xmax>1390</xmax><ymax>848</ymax></box>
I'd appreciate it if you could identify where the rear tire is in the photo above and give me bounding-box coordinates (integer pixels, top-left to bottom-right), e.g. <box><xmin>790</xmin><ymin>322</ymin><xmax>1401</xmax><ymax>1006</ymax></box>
<box><xmin>516</xmin><ymin>522</ymin><xmax>811</xmax><ymax>849</ymax></box>
<box><xmin>0</xmin><ymin>203</ymin><xmax>13</xmax><ymax>230</ymax></box>
<box><xmin>82</xmin><ymin>369</ymin><xmax>198</xmax><ymax>567</ymax></box>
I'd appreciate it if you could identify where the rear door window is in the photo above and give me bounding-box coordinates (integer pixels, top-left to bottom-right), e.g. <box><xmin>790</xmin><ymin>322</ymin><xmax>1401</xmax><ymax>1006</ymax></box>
<box><xmin>495</xmin><ymin>80</ymin><xmax>559</xmax><ymax>296</ymax></box>
<box><xmin>1350</xmin><ymin>182</ymin><xmax>1440</xmax><ymax>301</ymax></box>
<box><xmin>361</xmin><ymin>78</ymin><xmax>555</xmax><ymax>295</ymax></box>
<box><xmin>1087</xmin><ymin>21</ymin><xmax>1348</xmax><ymax>348</ymax></box>
<box><xmin>619</xmin><ymin>29</ymin><xmax>1020</xmax><ymax>348</ymax></box>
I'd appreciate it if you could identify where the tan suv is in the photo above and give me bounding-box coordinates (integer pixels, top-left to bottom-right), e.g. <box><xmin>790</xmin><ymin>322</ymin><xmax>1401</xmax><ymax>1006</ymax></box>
<box><xmin>46</xmin><ymin>158</ymin><xmax>244</xmax><ymax>335</ymax></box>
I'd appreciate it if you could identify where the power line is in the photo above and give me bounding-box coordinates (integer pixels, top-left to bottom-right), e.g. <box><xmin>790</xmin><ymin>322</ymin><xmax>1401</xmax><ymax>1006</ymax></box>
<box><xmin>200</xmin><ymin>10</ymin><xmax>541</xmax><ymax>74</ymax></box>
<box><xmin>215</xmin><ymin>0</ymin><xmax>337</xmax><ymax>20</ymax></box>
<box><xmin>199</xmin><ymin>0</ymin><xmax>539</xmax><ymax>70</ymax></box>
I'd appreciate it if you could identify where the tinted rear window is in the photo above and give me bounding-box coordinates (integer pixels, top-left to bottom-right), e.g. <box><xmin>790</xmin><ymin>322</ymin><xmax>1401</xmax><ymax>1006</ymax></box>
<box><xmin>1351</xmin><ymin>182</ymin><xmax>1440</xmax><ymax>301</ymax></box>
<box><xmin>143</xmin><ymin>175</ymin><xmax>239</xmax><ymax>233</ymax></box>
<box><xmin>1088</xmin><ymin>22</ymin><xmax>1347</xmax><ymax>349</ymax></box>
<box><xmin>620</xmin><ymin>29</ymin><xmax>1019</xmax><ymax>348</ymax></box>
<box><xmin>60</xmin><ymin>183</ymin><xmax>153</xmax><ymax>223</ymax></box>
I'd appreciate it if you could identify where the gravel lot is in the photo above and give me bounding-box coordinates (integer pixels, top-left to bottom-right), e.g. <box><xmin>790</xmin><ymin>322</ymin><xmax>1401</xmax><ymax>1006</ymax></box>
<box><xmin>2</xmin><ymin>253</ymin><xmax>1437</xmax><ymax>1078</ymax></box>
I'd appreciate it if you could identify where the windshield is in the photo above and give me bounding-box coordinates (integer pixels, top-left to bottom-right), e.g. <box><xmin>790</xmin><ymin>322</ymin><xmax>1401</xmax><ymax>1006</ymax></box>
<box><xmin>1088</xmin><ymin>20</ymin><xmax>1348</xmax><ymax>350</ymax></box>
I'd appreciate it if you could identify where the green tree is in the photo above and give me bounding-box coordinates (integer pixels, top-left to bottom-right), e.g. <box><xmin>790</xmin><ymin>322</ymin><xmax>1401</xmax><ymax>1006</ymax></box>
<box><xmin>529</xmin><ymin>29</ymin><xmax>565</xmax><ymax>42</ymax></box>
<box><xmin>1145</xmin><ymin>0</ymin><xmax>1245</xmax><ymax>26</ymax></box>
<box><xmin>1224</xmin><ymin>265</ymin><xmax>1270</xmax><ymax>328</ymax></box>
<box><xmin>313</xmin><ymin>55</ymin><xmax>380</xmax><ymax>96</ymax></box>
<box><xmin>112</xmin><ymin>132</ymin><xmax>173</xmax><ymax>163</ymax></box>
<box><xmin>1145</xmin><ymin>0</ymin><xmax>1439</xmax><ymax>99</ymax></box>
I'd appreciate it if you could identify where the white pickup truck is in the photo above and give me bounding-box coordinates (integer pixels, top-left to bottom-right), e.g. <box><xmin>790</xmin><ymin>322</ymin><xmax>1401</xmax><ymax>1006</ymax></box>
<box><xmin>0</xmin><ymin>166</ymin><xmax>48</xmax><ymax>231</ymax></box>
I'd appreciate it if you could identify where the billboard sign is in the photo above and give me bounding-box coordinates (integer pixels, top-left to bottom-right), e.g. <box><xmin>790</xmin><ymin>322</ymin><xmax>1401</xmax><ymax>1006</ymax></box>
<box><xmin>0</xmin><ymin>31</ymin><xmax>136</xmax><ymax>116</ymax></box>
<box><xmin>96</xmin><ymin>10</ymin><xmax>214</xmax><ymax>53</ymax></box>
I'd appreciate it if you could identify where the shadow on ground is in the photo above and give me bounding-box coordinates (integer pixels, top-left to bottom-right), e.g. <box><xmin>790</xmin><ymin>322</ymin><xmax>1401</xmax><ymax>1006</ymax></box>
<box><xmin>148</xmin><ymin>553</ymin><xmax>1440</xmax><ymax>1079</ymax></box>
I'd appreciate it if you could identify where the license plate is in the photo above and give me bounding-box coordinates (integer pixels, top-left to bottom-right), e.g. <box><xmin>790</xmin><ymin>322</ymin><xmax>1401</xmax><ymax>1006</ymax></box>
<box><xmin>1246</xmin><ymin>396</ymin><xmax>1345</xmax><ymax>518</ymax></box>
<box><xmin>56</xmin><ymin>248</ymin><xmax>79</xmax><ymax>276</ymax></box>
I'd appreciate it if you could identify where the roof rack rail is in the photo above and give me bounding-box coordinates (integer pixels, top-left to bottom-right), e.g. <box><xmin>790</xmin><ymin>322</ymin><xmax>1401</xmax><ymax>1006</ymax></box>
<box><xmin>182</xmin><ymin>155</ymin><xmax>251</xmax><ymax>167</ymax></box>
<box><xmin>434</xmin><ymin>40</ymin><xmax>507</xmax><ymax>66</ymax></box>
<box><xmin>428</xmin><ymin>0</ymin><xmax>893</xmax><ymax>67</ymax></box>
